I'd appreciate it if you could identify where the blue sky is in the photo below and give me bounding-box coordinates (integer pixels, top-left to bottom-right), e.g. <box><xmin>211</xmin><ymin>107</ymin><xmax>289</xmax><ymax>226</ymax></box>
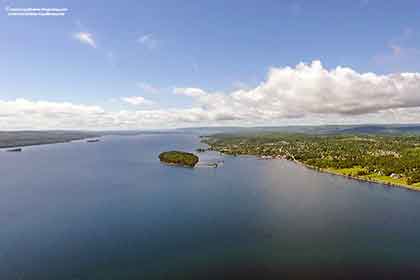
<box><xmin>2</xmin><ymin>0</ymin><xmax>420</xmax><ymax>129</ymax></box>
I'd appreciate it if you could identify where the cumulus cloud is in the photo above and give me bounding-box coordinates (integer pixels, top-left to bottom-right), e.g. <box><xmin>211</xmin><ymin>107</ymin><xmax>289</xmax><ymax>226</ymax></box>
<box><xmin>121</xmin><ymin>96</ymin><xmax>154</xmax><ymax>106</ymax></box>
<box><xmin>3</xmin><ymin>61</ymin><xmax>420</xmax><ymax>129</ymax></box>
<box><xmin>0</xmin><ymin>99</ymin><xmax>105</xmax><ymax>129</ymax></box>
<box><xmin>174</xmin><ymin>87</ymin><xmax>207</xmax><ymax>97</ymax></box>
<box><xmin>224</xmin><ymin>60</ymin><xmax>420</xmax><ymax>118</ymax></box>
<box><xmin>0</xmin><ymin>98</ymin><xmax>202</xmax><ymax>129</ymax></box>
<box><xmin>73</xmin><ymin>32</ymin><xmax>96</xmax><ymax>48</ymax></box>
<box><xmin>169</xmin><ymin>61</ymin><xmax>420</xmax><ymax>122</ymax></box>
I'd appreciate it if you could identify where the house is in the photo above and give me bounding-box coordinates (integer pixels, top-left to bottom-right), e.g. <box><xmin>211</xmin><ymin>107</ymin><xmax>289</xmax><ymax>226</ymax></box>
<box><xmin>390</xmin><ymin>173</ymin><xmax>401</xmax><ymax>179</ymax></box>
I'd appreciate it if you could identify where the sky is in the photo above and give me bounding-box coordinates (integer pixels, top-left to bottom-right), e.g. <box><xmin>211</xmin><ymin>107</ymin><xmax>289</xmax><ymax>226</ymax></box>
<box><xmin>1</xmin><ymin>0</ymin><xmax>420</xmax><ymax>129</ymax></box>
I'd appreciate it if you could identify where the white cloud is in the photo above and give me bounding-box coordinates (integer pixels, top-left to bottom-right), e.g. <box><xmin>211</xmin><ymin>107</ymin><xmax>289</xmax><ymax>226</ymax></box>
<box><xmin>0</xmin><ymin>99</ymin><xmax>105</xmax><ymax>129</ymax></box>
<box><xmin>73</xmin><ymin>32</ymin><xmax>96</xmax><ymax>48</ymax></box>
<box><xmin>137</xmin><ymin>34</ymin><xmax>158</xmax><ymax>49</ymax></box>
<box><xmin>0</xmin><ymin>98</ymin><xmax>194</xmax><ymax>129</ymax></box>
<box><xmin>224</xmin><ymin>60</ymin><xmax>420</xmax><ymax>118</ymax></box>
<box><xmin>136</xmin><ymin>82</ymin><xmax>160</xmax><ymax>94</ymax></box>
<box><xmin>3</xmin><ymin>61</ymin><xmax>420</xmax><ymax>129</ymax></box>
<box><xmin>174</xmin><ymin>60</ymin><xmax>420</xmax><ymax>123</ymax></box>
<box><xmin>121</xmin><ymin>96</ymin><xmax>154</xmax><ymax>106</ymax></box>
<box><xmin>174</xmin><ymin>87</ymin><xmax>207</xmax><ymax>97</ymax></box>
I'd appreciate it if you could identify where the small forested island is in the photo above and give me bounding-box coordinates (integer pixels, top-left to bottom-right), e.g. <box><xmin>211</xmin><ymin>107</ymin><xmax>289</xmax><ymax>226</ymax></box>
<box><xmin>159</xmin><ymin>151</ymin><xmax>199</xmax><ymax>167</ymax></box>
<box><xmin>203</xmin><ymin>133</ymin><xmax>420</xmax><ymax>191</ymax></box>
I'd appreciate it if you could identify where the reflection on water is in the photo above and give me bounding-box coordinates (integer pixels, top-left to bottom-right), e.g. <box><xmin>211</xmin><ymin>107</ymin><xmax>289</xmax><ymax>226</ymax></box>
<box><xmin>1</xmin><ymin>134</ymin><xmax>420</xmax><ymax>279</ymax></box>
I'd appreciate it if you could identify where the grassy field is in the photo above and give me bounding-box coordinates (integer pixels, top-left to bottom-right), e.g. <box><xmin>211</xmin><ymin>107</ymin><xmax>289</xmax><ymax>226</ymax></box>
<box><xmin>324</xmin><ymin>166</ymin><xmax>366</xmax><ymax>177</ymax></box>
<box><xmin>323</xmin><ymin>166</ymin><xmax>420</xmax><ymax>191</ymax></box>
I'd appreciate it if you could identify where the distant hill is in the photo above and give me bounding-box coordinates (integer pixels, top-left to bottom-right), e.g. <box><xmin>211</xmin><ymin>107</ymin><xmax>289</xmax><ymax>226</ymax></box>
<box><xmin>339</xmin><ymin>125</ymin><xmax>420</xmax><ymax>135</ymax></box>
<box><xmin>179</xmin><ymin>124</ymin><xmax>420</xmax><ymax>136</ymax></box>
<box><xmin>0</xmin><ymin>130</ymin><xmax>180</xmax><ymax>149</ymax></box>
<box><xmin>0</xmin><ymin>131</ymin><xmax>99</xmax><ymax>149</ymax></box>
<box><xmin>2</xmin><ymin>125</ymin><xmax>420</xmax><ymax>149</ymax></box>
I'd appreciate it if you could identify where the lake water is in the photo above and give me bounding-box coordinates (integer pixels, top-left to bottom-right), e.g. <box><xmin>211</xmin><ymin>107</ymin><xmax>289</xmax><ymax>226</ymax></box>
<box><xmin>1</xmin><ymin>133</ymin><xmax>420</xmax><ymax>279</ymax></box>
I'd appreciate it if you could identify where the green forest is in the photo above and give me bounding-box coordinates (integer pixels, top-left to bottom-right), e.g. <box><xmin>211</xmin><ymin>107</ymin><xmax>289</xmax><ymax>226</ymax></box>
<box><xmin>203</xmin><ymin>133</ymin><xmax>420</xmax><ymax>188</ymax></box>
<box><xmin>159</xmin><ymin>151</ymin><xmax>199</xmax><ymax>167</ymax></box>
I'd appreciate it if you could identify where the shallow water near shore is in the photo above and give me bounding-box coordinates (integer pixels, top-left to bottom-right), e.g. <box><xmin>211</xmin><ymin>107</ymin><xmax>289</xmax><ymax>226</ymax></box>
<box><xmin>1</xmin><ymin>133</ymin><xmax>420</xmax><ymax>279</ymax></box>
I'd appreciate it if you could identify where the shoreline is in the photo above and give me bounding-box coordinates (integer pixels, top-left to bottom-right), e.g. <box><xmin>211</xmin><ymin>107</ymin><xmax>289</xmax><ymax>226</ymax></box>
<box><xmin>0</xmin><ymin>136</ymin><xmax>102</xmax><ymax>150</ymax></box>
<box><xmin>294</xmin><ymin>160</ymin><xmax>420</xmax><ymax>192</ymax></box>
<box><xmin>212</xmin><ymin>148</ymin><xmax>420</xmax><ymax>192</ymax></box>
